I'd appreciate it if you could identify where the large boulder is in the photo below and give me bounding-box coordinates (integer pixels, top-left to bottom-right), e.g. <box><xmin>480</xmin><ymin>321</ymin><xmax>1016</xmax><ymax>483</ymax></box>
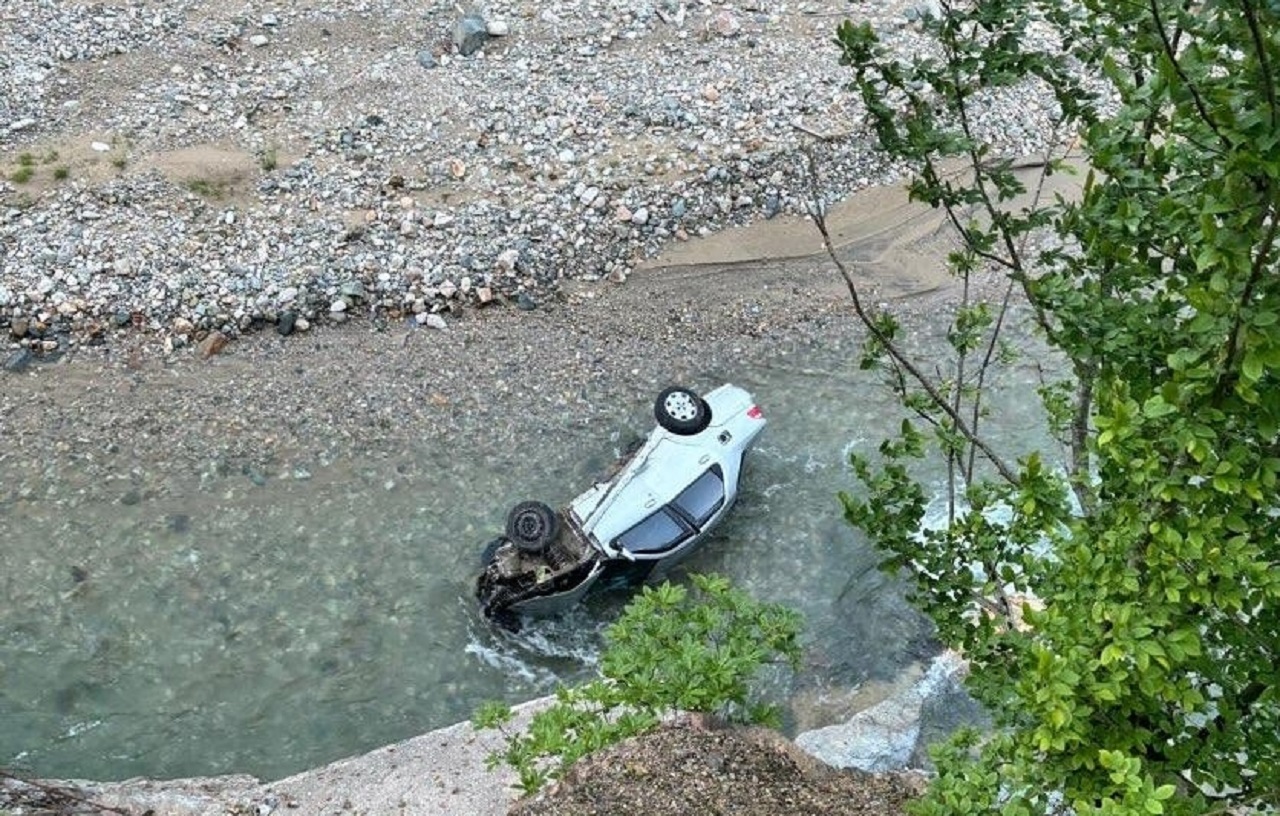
<box><xmin>794</xmin><ymin>651</ymin><xmax>974</xmax><ymax>772</ymax></box>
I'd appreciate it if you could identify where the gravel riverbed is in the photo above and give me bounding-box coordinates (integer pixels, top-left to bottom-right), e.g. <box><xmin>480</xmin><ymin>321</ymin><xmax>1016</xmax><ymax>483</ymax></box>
<box><xmin>2</xmin><ymin>0</ymin><xmax>1075</xmax><ymax>360</ymax></box>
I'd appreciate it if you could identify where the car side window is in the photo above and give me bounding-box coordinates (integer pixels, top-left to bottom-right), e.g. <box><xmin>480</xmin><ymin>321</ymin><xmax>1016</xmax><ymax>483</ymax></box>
<box><xmin>616</xmin><ymin>509</ymin><xmax>688</xmax><ymax>554</ymax></box>
<box><xmin>673</xmin><ymin>466</ymin><xmax>725</xmax><ymax>527</ymax></box>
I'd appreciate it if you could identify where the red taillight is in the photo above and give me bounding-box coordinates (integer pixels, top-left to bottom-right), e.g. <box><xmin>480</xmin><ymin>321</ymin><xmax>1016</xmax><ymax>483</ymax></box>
<box><xmin>747</xmin><ymin>405</ymin><xmax>764</xmax><ymax>419</ymax></box>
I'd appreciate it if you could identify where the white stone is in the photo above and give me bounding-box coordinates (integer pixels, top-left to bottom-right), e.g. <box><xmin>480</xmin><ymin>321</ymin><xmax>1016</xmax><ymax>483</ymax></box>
<box><xmin>795</xmin><ymin>651</ymin><xmax>968</xmax><ymax>772</ymax></box>
<box><xmin>495</xmin><ymin>249</ymin><xmax>520</xmax><ymax>272</ymax></box>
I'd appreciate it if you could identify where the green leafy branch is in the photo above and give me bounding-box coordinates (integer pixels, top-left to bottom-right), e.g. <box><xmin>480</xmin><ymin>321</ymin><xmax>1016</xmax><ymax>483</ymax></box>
<box><xmin>473</xmin><ymin>574</ymin><xmax>803</xmax><ymax>795</ymax></box>
<box><xmin>829</xmin><ymin>0</ymin><xmax>1280</xmax><ymax>813</ymax></box>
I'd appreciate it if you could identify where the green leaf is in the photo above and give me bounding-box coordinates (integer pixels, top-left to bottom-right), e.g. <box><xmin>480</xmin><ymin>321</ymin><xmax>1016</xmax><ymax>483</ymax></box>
<box><xmin>1141</xmin><ymin>396</ymin><xmax>1176</xmax><ymax>419</ymax></box>
<box><xmin>1241</xmin><ymin>353</ymin><xmax>1264</xmax><ymax>382</ymax></box>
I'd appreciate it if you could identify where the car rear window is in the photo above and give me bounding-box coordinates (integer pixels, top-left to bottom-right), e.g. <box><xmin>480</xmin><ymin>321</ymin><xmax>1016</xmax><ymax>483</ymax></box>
<box><xmin>674</xmin><ymin>467</ymin><xmax>725</xmax><ymax>527</ymax></box>
<box><xmin>616</xmin><ymin>509</ymin><xmax>688</xmax><ymax>554</ymax></box>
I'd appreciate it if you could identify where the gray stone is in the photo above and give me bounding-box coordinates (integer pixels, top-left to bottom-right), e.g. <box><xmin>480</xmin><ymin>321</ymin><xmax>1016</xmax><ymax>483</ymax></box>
<box><xmin>416</xmin><ymin>49</ymin><xmax>437</xmax><ymax>69</ymax></box>
<box><xmin>453</xmin><ymin>13</ymin><xmax>489</xmax><ymax>56</ymax></box>
<box><xmin>4</xmin><ymin>348</ymin><xmax>33</xmax><ymax>373</ymax></box>
<box><xmin>906</xmin><ymin>0</ymin><xmax>942</xmax><ymax>21</ymax></box>
<box><xmin>794</xmin><ymin>651</ymin><xmax>969</xmax><ymax>772</ymax></box>
<box><xmin>909</xmin><ymin>669</ymin><xmax>990</xmax><ymax>770</ymax></box>
<box><xmin>339</xmin><ymin>281</ymin><xmax>366</xmax><ymax>300</ymax></box>
<box><xmin>243</xmin><ymin>465</ymin><xmax>267</xmax><ymax>487</ymax></box>
<box><xmin>516</xmin><ymin>292</ymin><xmax>537</xmax><ymax>311</ymax></box>
<box><xmin>277</xmin><ymin>311</ymin><xmax>297</xmax><ymax>336</ymax></box>
<box><xmin>764</xmin><ymin>193</ymin><xmax>781</xmax><ymax>219</ymax></box>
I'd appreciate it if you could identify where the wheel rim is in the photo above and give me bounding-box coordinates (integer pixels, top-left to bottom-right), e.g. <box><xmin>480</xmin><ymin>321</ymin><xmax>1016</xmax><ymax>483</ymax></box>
<box><xmin>515</xmin><ymin>512</ymin><xmax>543</xmax><ymax>540</ymax></box>
<box><xmin>663</xmin><ymin>391</ymin><xmax>699</xmax><ymax>422</ymax></box>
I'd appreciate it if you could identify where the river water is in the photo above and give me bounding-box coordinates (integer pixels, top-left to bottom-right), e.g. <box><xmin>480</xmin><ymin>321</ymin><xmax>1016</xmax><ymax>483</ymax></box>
<box><xmin>1</xmin><ymin>325</ymin><xmax>1053</xmax><ymax>782</ymax></box>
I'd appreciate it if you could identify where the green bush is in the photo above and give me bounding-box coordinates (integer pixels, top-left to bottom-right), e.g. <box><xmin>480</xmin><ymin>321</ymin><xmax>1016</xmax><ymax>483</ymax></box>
<box><xmin>473</xmin><ymin>574</ymin><xmax>802</xmax><ymax>795</ymax></box>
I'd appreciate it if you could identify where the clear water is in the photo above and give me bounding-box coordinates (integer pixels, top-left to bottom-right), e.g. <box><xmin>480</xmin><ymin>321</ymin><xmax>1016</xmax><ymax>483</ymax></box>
<box><xmin>0</xmin><ymin>327</ymin><xmax>1054</xmax><ymax>782</ymax></box>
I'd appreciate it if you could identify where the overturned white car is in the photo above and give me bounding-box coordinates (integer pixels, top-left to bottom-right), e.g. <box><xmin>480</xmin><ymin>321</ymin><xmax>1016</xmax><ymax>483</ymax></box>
<box><xmin>475</xmin><ymin>384</ymin><xmax>766</xmax><ymax>624</ymax></box>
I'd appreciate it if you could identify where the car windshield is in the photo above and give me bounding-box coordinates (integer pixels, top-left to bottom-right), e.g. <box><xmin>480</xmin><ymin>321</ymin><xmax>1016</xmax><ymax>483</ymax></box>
<box><xmin>616</xmin><ymin>509</ymin><xmax>688</xmax><ymax>554</ymax></box>
<box><xmin>674</xmin><ymin>466</ymin><xmax>725</xmax><ymax>526</ymax></box>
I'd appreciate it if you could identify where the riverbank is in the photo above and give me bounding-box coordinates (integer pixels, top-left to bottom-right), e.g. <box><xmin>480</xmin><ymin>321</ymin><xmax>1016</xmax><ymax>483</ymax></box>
<box><xmin>1</xmin><ymin>0</ymin><xmax>1068</xmax><ymax>357</ymax></box>
<box><xmin>9</xmin><ymin>700</ymin><xmax>931</xmax><ymax>815</ymax></box>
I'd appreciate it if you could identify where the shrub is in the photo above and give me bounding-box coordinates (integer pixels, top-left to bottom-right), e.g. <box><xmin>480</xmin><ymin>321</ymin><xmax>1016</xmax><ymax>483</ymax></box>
<box><xmin>474</xmin><ymin>574</ymin><xmax>802</xmax><ymax>795</ymax></box>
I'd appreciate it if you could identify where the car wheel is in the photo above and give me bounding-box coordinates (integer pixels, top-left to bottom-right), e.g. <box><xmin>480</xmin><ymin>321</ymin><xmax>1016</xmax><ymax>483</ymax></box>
<box><xmin>505</xmin><ymin>501</ymin><xmax>560</xmax><ymax>554</ymax></box>
<box><xmin>654</xmin><ymin>386</ymin><xmax>711</xmax><ymax>435</ymax></box>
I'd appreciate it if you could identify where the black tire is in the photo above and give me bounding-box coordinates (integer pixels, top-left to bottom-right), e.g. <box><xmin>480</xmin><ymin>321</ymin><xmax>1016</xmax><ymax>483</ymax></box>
<box><xmin>505</xmin><ymin>500</ymin><xmax>560</xmax><ymax>554</ymax></box>
<box><xmin>654</xmin><ymin>386</ymin><xmax>712</xmax><ymax>435</ymax></box>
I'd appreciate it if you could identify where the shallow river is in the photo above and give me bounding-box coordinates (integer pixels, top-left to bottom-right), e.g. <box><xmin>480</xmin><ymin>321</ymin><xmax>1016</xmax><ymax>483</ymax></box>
<box><xmin>1</xmin><ymin>328</ymin><xmax>1052</xmax><ymax>782</ymax></box>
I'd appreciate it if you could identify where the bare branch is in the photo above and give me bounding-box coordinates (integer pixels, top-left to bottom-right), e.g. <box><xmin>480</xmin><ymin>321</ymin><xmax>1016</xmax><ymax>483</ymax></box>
<box><xmin>802</xmin><ymin>149</ymin><xmax>1020</xmax><ymax>486</ymax></box>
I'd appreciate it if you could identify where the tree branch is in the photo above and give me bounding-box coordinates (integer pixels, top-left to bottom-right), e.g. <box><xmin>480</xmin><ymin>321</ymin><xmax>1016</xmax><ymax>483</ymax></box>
<box><xmin>1148</xmin><ymin>0</ymin><xmax>1230</xmax><ymax>148</ymax></box>
<box><xmin>1239</xmin><ymin>0</ymin><xmax>1278</xmax><ymax>131</ymax></box>
<box><xmin>803</xmin><ymin>150</ymin><xmax>1020</xmax><ymax>486</ymax></box>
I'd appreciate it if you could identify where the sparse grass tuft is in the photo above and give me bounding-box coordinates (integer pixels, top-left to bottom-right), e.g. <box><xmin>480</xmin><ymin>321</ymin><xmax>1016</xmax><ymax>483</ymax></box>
<box><xmin>261</xmin><ymin>146</ymin><xmax>279</xmax><ymax>172</ymax></box>
<box><xmin>17</xmin><ymin>152</ymin><xmax>36</xmax><ymax>167</ymax></box>
<box><xmin>184</xmin><ymin>178</ymin><xmax>226</xmax><ymax>199</ymax></box>
<box><xmin>41</xmin><ymin>149</ymin><xmax>59</xmax><ymax>164</ymax></box>
<box><xmin>110</xmin><ymin>155</ymin><xmax>127</xmax><ymax>170</ymax></box>
<box><xmin>53</xmin><ymin>165</ymin><xmax>70</xmax><ymax>181</ymax></box>
<box><xmin>10</xmin><ymin>166</ymin><xmax>34</xmax><ymax>183</ymax></box>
